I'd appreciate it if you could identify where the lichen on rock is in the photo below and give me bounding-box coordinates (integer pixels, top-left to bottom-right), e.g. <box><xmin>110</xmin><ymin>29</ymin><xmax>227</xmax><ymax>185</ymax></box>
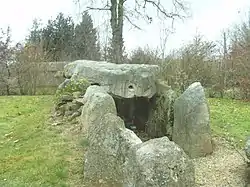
<box><xmin>56</xmin><ymin>78</ymin><xmax>90</xmax><ymax>98</ymax></box>
<box><xmin>146</xmin><ymin>80</ymin><xmax>177</xmax><ymax>139</ymax></box>
<box><xmin>63</xmin><ymin>60</ymin><xmax>160</xmax><ymax>98</ymax></box>
<box><xmin>172</xmin><ymin>82</ymin><xmax>213</xmax><ymax>158</ymax></box>
<box><xmin>53</xmin><ymin>78</ymin><xmax>90</xmax><ymax>121</ymax></box>
<box><xmin>123</xmin><ymin>137</ymin><xmax>195</xmax><ymax>187</ymax></box>
<box><xmin>80</xmin><ymin>85</ymin><xmax>195</xmax><ymax>187</ymax></box>
<box><xmin>80</xmin><ymin>85</ymin><xmax>117</xmax><ymax>137</ymax></box>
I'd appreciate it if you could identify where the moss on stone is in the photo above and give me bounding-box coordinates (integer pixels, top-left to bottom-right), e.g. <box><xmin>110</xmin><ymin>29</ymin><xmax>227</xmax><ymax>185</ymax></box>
<box><xmin>55</xmin><ymin>78</ymin><xmax>90</xmax><ymax>104</ymax></box>
<box><xmin>146</xmin><ymin>80</ymin><xmax>176</xmax><ymax>139</ymax></box>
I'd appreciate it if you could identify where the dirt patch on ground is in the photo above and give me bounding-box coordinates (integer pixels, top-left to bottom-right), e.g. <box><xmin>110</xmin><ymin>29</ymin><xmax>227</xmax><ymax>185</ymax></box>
<box><xmin>194</xmin><ymin>137</ymin><xmax>248</xmax><ymax>187</ymax></box>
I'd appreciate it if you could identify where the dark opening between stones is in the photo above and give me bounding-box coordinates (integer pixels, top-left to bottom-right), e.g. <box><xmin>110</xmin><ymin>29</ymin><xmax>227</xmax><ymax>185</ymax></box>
<box><xmin>112</xmin><ymin>94</ymin><xmax>156</xmax><ymax>141</ymax></box>
<box><xmin>128</xmin><ymin>85</ymin><xmax>134</xmax><ymax>89</ymax></box>
<box><xmin>91</xmin><ymin>83</ymin><xmax>101</xmax><ymax>86</ymax></box>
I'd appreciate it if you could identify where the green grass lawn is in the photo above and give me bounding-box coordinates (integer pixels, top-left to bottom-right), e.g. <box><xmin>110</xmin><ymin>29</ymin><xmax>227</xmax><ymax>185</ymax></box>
<box><xmin>209</xmin><ymin>98</ymin><xmax>250</xmax><ymax>147</ymax></box>
<box><xmin>0</xmin><ymin>96</ymin><xmax>83</xmax><ymax>187</ymax></box>
<box><xmin>0</xmin><ymin>96</ymin><xmax>249</xmax><ymax>186</ymax></box>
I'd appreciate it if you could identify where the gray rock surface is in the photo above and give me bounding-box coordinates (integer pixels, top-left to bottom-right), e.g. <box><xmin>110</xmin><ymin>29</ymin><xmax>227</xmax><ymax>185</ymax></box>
<box><xmin>245</xmin><ymin>136</ymin><xmax>250</xmax><ymax>160</ymax></box>
<box><xmin>72</xmin><ymin>91</ymin><xmax>82</xmax><ymax>98</ymax></box>
<box><xmin>147</xmin><ymin>80</ymin><xmax>177</xmax><ymax>138</ymax></box>
<box><xmin>83</xmin><ymin>85</ymin><xmax>107</xmax><ymax>100</ymax></box>
<box><xmin>66</xmin><ymin>102</ymin><xmax>81</xmax><ymax>111</ymax></box>
<box><xmin>172</xmin><ymin>82</ymin><xmax>213</xmax><ymax>158</ymax></box>
<box><xmin>54</xmin><ymin>94</ymin><xmax>84</xmax><ymax>118</ymax></box>
<box><xmin>80</xmin><ymin>85</ymin><xmax>117</xmax><ymax>136</ymax></box>
<box><xmin>81</xmin><ymin>85</ymin><xmax>195</xmax><ymax>187</ymax></box>
<box><xmin>247</xmin><ymin>162</ymin><xmax>250</xmax><ymax>187</ymax></box>
<box><xmin>83</xmin><ymin>112</ymin><xmax>142</xmax><ymax>184</ymax></box>
<box><xmin>59</xmin><ymin>94</ymin><xmax>74</xmax><ymax>103</ymax></box>
<box><xmin>123</xmin><ymin>137</ymin><xmax>195</xmax><ymax>187</ymax></box>
<box><xmin>63</xmin><ymin>60</ymin><xmax>159</xmax><ymax>98</ymax></box>
<box><xmin>58</xmin><ymin>78</ymin><xmax>71</xmax><ymax>90</ymax></box>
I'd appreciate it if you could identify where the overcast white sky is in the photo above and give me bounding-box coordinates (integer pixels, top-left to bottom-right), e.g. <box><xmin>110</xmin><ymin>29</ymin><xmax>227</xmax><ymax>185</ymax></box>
<box><xmin>0</xmin><ymin>0</ymin><xmax>250</xmax><ymax>54</ymax></box>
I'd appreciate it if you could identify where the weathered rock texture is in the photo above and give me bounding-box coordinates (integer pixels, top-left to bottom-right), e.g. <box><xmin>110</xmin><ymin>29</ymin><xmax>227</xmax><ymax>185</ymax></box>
<box><xmin>124</xmin><ymin>137</ymin><xmax>195</xmax><ymax>187</ymax></box>
<box><xmin>53</xmin><ymin>78</ymin><xmax>90</xmax><ymax>122</ymax></box>
<box><xmin>58</xmin><ymin>60</ymin><xmax>177</xmax><ymax>140</ymax></box>
<box><xmin>80</xmin><ymin>85</ymin><xmax>117</xmax><ymax>137</ymax></box>
<box><xmin>63</xmin><ymin>60</ymin><xmax>159</xmax><ymax>98</ymax></box>
<box><xmin>81</xmin><ymin>85</ymin><xmax>142</xmax><ymax>183</ymax></box>
<box><xmin>54</xmin><ymin>93</ymin><xmax>84</xmax><ymax>120</ymax></box>
<box><xmin>146</xmin><ymin>80</ymin><xmax>177</xmax><ymax>139</ymax></box>
<box><xmin>84</xmin><ymin>113</ymin><xmax>142</xmax><ymax>183</ymax></box>
<box><xmin>172</xmin><ymin>82</ymin><xmax>213</xmax><ymax>158</ymax></box>
<box><xmin>246</xmin><ymin>136</ymin><xmax>250</xmax><ymax>160</ymax></box>
<box><xmin>247</xmin><ymin>163</ymin><xmax>250</xmax><ymax>187</ymax></box>
<box><xmin>81</xmin><ymin>85</ymin><xmax>195</xmax><ymax>186</ymax></box>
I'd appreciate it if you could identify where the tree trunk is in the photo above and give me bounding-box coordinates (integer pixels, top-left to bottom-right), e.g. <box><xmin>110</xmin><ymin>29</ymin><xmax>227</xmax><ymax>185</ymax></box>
<box><xmin>110</xmin><ymin>0</ymin><xmax>124</xmax><ymax>64</ymax></box>
<box><xmin>5</xmin><ymin>63</ymin><xmax>11</xmax><ymax>95</ymax></box>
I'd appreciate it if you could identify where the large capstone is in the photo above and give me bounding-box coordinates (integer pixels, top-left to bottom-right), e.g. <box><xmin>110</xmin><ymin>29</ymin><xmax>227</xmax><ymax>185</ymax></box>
<box><xmin>63</xmin><ymin>60</ymin><xmax>159</xmax><ymax>98</ymax></box>
<box><xmin>172</xmin><ymin>82</ymin><xmax>213</xmax><ymax>158</ymax></box>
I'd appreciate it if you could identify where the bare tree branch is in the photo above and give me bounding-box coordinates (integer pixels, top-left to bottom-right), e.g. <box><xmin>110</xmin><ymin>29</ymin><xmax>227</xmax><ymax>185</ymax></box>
<box><xmin>86</xmin><ymin>6</ymin><xmax>110</xmax><ymax>11</ymax></box>
<box><xmin>143</xmin><ymin>0</ymin><xmax>184</xmax><ymax>19</ymax></box>
<box><xmin>76</xmin><ymin>0</ymin><xmax>189</xmax><ymax>64</ymax></box>
<box><xmin>124</xmin><ymin>15</ymin><xmax>142</xmax><ymax>30</ymax></box>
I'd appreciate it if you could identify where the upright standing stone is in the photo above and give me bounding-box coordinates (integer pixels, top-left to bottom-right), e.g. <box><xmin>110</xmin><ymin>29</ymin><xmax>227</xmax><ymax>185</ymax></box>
<box><xmin>80</xmin><ymin>85</ymin><xmax>117</xmax><ymax>137</ymax></box>
<box><xmin>81</xmin><ymin>86</ymin><xmax>142</xmax><ymax>185</ymax></box>
<box><xmin>172</xmin><ymin>82</ymin><xmax>213</xmax><ymax>158</ymax></box>
<box><xmin>83</xmin><ymin>113</ymin><xmax>142</xmax><ymax>184</ymax></box>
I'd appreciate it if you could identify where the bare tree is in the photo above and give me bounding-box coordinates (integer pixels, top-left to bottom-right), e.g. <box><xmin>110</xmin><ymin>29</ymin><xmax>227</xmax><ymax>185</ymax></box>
<box><xmin>129</xmin><ymin>45</ymin><xmax>160</xmax><ymax>64</ymax></box>
<box><xmin>160</xmin><ymin>33</ymin><xmax>217</xmax><ymax>92</ymax></box>
<box><xmin>0</xmin><ymin>26</ymin><xmax>14</xmax><ymax>95</ymax></box>
<box><xmin>76</xmin><ymin>0</ymin><xmax>189</xmax><ymax>63</ymax></box>
<box><xmin>159</xmin><ymin>20</ymin><xmax>173</xmax><ymax>60</ymax></box>
<box><xmin>14</xmin><ymin>43</ymin><xmax>45</xmax><ymax>95</ymax></box>
<box><xmin>226</xmin><ymin>14</ymin><xmax>250</xmax><ymax>99</ymax></box>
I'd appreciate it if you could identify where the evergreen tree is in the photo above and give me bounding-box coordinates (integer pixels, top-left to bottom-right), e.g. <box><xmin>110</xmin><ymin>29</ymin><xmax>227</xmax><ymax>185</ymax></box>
<box><xmin>73</xmin><ymin>12</ymin><xmax>101</xmax><ymax>60</ymax></box>
<box><xmin>41</xmin><ymin>12</ymin><xmax>75</xmax><ymax>61</ymax></box>
<box><xmin>25</xmin><ymin>12</ymin><xmax>100</xmax><ymax>62</ymax></box>
<box><xmin>26</xmin><ymin>19</ymin><xmax>42</xmax><ymax>46</ymax></box>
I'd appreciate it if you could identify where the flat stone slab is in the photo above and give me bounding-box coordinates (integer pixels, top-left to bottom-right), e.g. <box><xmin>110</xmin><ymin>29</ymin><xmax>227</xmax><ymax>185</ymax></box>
<box><xmin>63</xmin><ymin>60</ymin><xmax>159</xmax><ymax>98</ymax></box>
